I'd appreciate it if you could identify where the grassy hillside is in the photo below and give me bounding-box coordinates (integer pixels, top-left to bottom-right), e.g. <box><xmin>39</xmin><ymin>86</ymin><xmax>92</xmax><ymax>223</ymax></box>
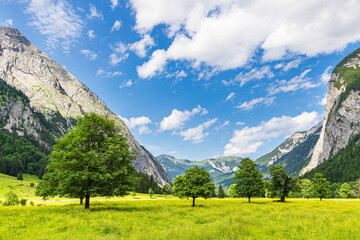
<box><xmin>1</xmin><ymin>198</ymin><xmax>360</xmax><ymax>239</ymax></box>
<box><xmin>0</xmin><ymin>173</ymin><xmax>39</xmax><ymax>200</ymax></box>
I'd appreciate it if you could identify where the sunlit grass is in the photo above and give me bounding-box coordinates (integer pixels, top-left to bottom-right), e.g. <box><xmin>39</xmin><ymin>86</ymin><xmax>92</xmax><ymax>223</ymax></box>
<box><xmin>1</xmin><ymin>198</ymin><xmax>360</xmax><ymax>239</ymax></box>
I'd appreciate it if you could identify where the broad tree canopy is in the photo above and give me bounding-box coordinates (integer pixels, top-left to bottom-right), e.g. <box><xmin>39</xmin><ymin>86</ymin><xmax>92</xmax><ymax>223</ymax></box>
<box><xmin>37</xmin><ymin>113</ymin><xmax>137</xmax><ymax>208</ymax></box>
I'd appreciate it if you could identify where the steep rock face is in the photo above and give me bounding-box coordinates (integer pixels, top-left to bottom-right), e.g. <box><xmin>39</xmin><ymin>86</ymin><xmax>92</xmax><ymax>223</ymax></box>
<box><xmin>301</xmin><ymin>48</ymin><xmax>360</xmax><ymax>175</ymax></box>
<box><xmin>256</xmin><ymin>122</ymin><xmax>322</xmax><ymax>177</ymax></box>
<box><xmin>0</xmin><ymin>27</ymin><xmax>171</xmax><ymax>185</ymax></box>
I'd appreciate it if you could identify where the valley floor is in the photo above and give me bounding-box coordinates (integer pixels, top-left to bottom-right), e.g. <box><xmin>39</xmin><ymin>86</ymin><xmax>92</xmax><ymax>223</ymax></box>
<box><xmin>1</xmin><ymin>198</ymin><xmax>360</xmax><ymax>239</ymax></box>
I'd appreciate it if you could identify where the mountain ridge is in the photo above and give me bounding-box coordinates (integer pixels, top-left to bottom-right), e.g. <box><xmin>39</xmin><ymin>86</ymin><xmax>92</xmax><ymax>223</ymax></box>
<box><xmin>0</xmin><ymin>27</ymin><xmax>171</xmax><ymax>185</ymax></box>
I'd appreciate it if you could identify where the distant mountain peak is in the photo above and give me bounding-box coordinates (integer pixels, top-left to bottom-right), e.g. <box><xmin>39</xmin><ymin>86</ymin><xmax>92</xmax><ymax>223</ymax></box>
<box><xmin>0</xmin><ymin>27</ymin><xmax>172</xmax><ymax>185</ymax></box>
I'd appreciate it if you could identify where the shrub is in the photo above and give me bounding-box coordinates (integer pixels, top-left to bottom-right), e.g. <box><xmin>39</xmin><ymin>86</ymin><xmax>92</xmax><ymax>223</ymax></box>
<box><xmin>19</xmin><ymin>199</ymin><xmax>28</xmax><ymax>206</ymax></box>
<box><xmin>17</xmin><ymin>172</ymin><xmax>23</xmax><ymax>181</ymax></box>
<box><xmin>3</xmin><ymin>191</ymin><xmax>19</xmax><ymax>206</ymax></box>
<box><xmin>29</xmin><ymin>201</ymin><xmax>34</xmax><ymax>206</ymax></box>
<box><xmin>30</xmin><ymin>183</ymin><xmax>35</xmax><ymax>187</ymax></box>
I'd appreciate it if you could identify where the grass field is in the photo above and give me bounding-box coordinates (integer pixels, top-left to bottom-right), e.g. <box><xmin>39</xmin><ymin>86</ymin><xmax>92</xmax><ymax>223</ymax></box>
<box><xmin>1</xmin><ymin>198</ymin><xmax>360</xmax><ymax>239</ymax></box>
<box><xmin>0</xmin><ymin>173</ymin><xmax>39</xmax><ymax>200</ymax></box>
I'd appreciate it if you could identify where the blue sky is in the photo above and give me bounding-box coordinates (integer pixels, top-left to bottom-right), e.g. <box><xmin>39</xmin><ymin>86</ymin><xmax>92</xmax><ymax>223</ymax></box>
<box><xmin>1</xmin><ymin>0</ymin><xmax>360</xmax><ymax>161</ymax></box>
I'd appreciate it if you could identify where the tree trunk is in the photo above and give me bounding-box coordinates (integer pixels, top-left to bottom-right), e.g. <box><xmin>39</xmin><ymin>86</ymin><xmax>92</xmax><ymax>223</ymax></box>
<box><xmin>85</xmin><ymin>194</ymin><xmax>90</xmax><ymax>209</ymax></box>
<box><xmin>80</xmin><ymin>197</ymin><xmax>83</xmax><ymax>205</ymax></box>
<box><xmin>280</xmin><ymin>196</ymin><xmax>285</xmax><ymax>202</ymax></box>
<box><xmin>248</xmin><ymin>196</ymin><xmax>251</xmax><ymax>203</ymax></box>
<box><xmin>320</xmin><ymin>197</ymin><xmax>322</xmax><ymax>201</ymax></box>
<box><xmin>165</xmin><ymin>193</ymin><xmax>167</xmax><ymax>199</ymax></box>
<box><xmin>192</xmin><ymin>197</ymin><xmax>196</xmax><ymax>207</ymax></box>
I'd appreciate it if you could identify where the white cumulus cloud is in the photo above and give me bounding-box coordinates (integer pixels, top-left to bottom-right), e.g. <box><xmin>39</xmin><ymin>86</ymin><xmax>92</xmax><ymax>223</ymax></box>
<box><xmin>87</xmin><ymin>30</ymin><xmax>95</xmax><ymax>39</ymax></box>
<box><xmin>110</xmin><ymin>0</ymin><xmax>118</xmax><ymax>9</ymax></box>
<box><xmin>179</xmin><ymin>118</ymin><xmax>217</xmax><ymax>143</ymax></box>
<box><xmin>129</xmin><ymin>34</ymin><xmax>155</xmax><ymax>58</ymax></box>
<box><xmin>224</xmin><ymin>111</ymin><xmax>321</xmax><ymax>156</ymax></box>
<box><xmin>237</xmin><ymin>97</ymin><xmax>276</xmax><ymax>111</ymax></box>
<box><xmin>267</xmin><ymin>69</ymin><xmax>319</xmax><ymax>95</ymax></box>
<box><xmin>111</xmin><ymin>20</ymin><xmax>122</xmax><ymax>32</ymax></box>
<box><xmin>120</xmin><ymin>116</ymin><xmax>152</xmax><ymax>134</ymax></box>
<box><xmin>321</xmin><ymin>66</ymin><xmax>333</xmax><ymax>83</ymax></box>
<box><xmin>160</xmin><ymin>105</ymin><xmax>207</xmax><ymax>131</ymax></box>
<box><xmin>88</xmin><ymin>4</ymin><xmax>103</xmax><ymax>20</ymax></box>
<box><xmin>80</xmin><ymin>49</ymin><xmax>97</xmax><ymax>60</ymax></box>
<box><xmin>226</xmin><ymin>92</ymin><xmax>235</xmax><ymax>101</ymax></box>
<box><xmin>131</xmin><ymin>0</ymin><xmax>360</xmax><ymax>78</ymax></box>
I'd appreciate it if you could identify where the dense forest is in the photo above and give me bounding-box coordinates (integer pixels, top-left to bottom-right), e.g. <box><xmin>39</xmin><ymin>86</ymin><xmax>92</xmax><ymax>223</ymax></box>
<box><xmin>303</xmin><ymin>132</ymin><xmax>360</xmax><ymax>182</ymax></box>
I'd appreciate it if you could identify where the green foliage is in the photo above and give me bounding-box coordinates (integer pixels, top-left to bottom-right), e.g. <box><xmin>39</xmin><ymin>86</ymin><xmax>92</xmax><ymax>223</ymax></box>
<box><xmin>300</xmin><ymin>179</ymin><xmax>312</xmax><ymax>199</ymax></box>
<box><xmin>268</xmin><ymin>165</ymin><xmax>298</xmax><ymax>202</ymax></box>
<box><xmin>37</xmin><ymin>113</ymin><xmax>137</xmax><ymax>209</ymax></box>
<box><xmin>17</xmin><ymin>172</ymin><xmax>23</xmax><ymax>180</ymax></box>
<box><xmin>312</xmin><ymin>173</ymin><xmax>330</xmax><ymax>201</ymax></box>
<box><xmin>233</xmin><ymin>158</ymin><xmax>264</xmax><ymax>202</ymax></box>
<box><xmin>162</xmin><ymin>184</ymin><xmax>171</xmax><ymax>198</ymax></box>
<box><xmin>19</xmin><ymin>198</ymin><xmax>27</xmax><ymax>206</ymax></box>
<box><xmin>339</xmin><ymin>183</ymin><xmax>355</xmax><ymax>198</ymax></box>
<box><xmin>227</xmin><ymin>184</ymin><xmax>238</xmax><ymax>198</ymax></box>
<box><xmin>173</xmin><ymin>166</ymin><xmax>215</xmax><ymax>206</ymax></box>
<box><xmin>302</xmin><ymin>132</ymin><xmax>360</xmax><ymax>182</ymax></box>
<box><xmin>0</xmin><ymin>130</ymin><xmax>48</xmax><ymax>178</ymax></box>
<box><xmin>134</xmin><ymin>171</ymin><xmax>162</xmax><ymax>194</ymax></box>
<box><xmin>148</xmin><ymin>188</ymin><xmax>154</xmax><ymax>198</ymax></box>
<box><xmin>172</xmin><ymin>175</ymin><xmax>186</xmax><ymax>199</ymax></box>
<box><xmin>132</xmin><ymin>192</ymin><xmax>136</xmax><ymax>198</ymax></box>
<box><xmin>217</xmin><ymin>185</ymin><xmax>225</xmax><ymax>198</ymax></box>
<box><xmin>2</xmin><ymin>191</ymin><xmax>19</xmax><ymax>206</ymax></box>
<box><xmin>332</xmin><ymin>48</ymin><xmax>360</xmax><ymax>110</ymax></box>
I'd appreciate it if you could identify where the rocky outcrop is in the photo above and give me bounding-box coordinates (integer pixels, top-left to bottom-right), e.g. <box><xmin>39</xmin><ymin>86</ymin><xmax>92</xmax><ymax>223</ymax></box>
<box><xmin>256</xmin><ymin>122</ymin><xmax>322</xmax><ymax>177</ymax></box>
<box><xmin>0</xmin><ymin>27</ymin><xmax>171</xmax><ymax>185</ymax></box>
<box><xmin>301</xmin><ymin>49</ymin><xmax>360</xmax><ymax>175</ymax></box>
<box><xmin>156</xmin><ymin>154</ymin><xmax>241</xmax><ymax>180</ymax></box>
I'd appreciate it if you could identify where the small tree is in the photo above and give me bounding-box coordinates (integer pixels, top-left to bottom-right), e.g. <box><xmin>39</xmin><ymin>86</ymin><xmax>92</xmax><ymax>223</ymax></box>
<box><xmin>172</xmin><ymin>175</ymin><xmax>186</xmax><ymax>199</ymax></box>
<box><xmin>233</xmin><ymin>158</ymin><xmax>264</xmax><ymax>203</ymax></box>
<box><xmin>312</xmin><ymin>173</ymin><xmax>330</xmax><ymax>201</ymax></box>
<box><xmin>149</xmin><ymin>188</ymin><xmax>154</xmax><ymax>198</ymax></box>
<box><xmin>36</xmin><ymin>113</ymin><xmax>137</xmax><ymax>209</ymax></box>
<box><xmin>162</xmin><ymin>184</ymin><xmax>171</xmax><ymax>199</ymax></box>
<box><xmin>3</xmin><ymin>191</ymin><xmax>19</xmax><ymax>206</ymax></box>
<box><xmin>268</xmin><ymin>165</ymin><xmax>297</xmax><ymax>202</ymax></box>
<box><xmin>339</xmin><ymin>183</ymin><xmax>355</xmax><ymax>198</ymax></box>
<box><xmin>300</xmin><ymin>179</ymin><xmax>312</xmax><ymax>199</ymax></box>
<box><xmin>263</xmin><ymin>180</ymin><xmax>271</xmax><ymax>199</ymax></box>
<box><xmin>218</xmin><ymin>185</ymin><xmax>225</xmax><ymax>198</ymax></box>
<box><xmin>228</xmin><ymin>184</ymin><xmax>238</xmax><ymax>198</ymax></box>
<box><xmin>19</xmin><ymin>199</ymin><xmax>27</xmax><ymax>206</ymax></box>
<box><xmin>17</xmin><ymin>172</ymin><xmax>23</xmax><ymax>181</ymax></box>
<box><xmin>173</xmin><ymin>166</ymin><xmax>215</xmax><ymax>206</ymax></box>
<box><xmin>132</xmin><ymin>191</ymin><xmax>136</xmax><ymax>199</ymax></box>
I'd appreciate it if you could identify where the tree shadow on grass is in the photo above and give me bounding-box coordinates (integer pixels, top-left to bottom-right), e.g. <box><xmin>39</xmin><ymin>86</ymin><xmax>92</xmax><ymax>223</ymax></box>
<box><xmin>89</xmin><ymin>205</ymin><xmax>160</xmax><ymax>212</ymax></box>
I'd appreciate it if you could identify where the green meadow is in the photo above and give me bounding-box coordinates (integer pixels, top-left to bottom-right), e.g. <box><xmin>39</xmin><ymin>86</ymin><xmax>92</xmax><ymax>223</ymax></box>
<box><xmin>1</xmin><ymin>198</ymin><xmax>360</xmax><ymax>240</ymax></box>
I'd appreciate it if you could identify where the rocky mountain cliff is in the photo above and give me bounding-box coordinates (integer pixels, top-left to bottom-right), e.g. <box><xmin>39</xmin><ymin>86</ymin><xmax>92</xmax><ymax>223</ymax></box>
<box><xmin>0</xmin><ymin>27</ymin><xmax>171</xmax><ymax>185</ymax></box>
<box><xmin>157</xmin><ymin>154</ymin><xmax>241</xmax><ymax>191</ymax></box>
<box><xmin>156</xmin><ymin>154</ymin><xmax>241</xmax><ymax>180</ymax></box>
<box><xmin>301</xmin><ymin>48</ymin><xmax>360</xmax><ymax>175</ymax></box>
<box><xmin>256</xmin><ymin>122</ymin><xmax>322</xmax><ymax>177</ymax></box>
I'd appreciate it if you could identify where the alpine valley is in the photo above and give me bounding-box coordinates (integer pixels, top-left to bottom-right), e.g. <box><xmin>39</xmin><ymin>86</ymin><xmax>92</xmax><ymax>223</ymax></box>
<box><xmin>256</xmin><ymin>47</ymin><xmax>360</xmax><ymax>183</ymax></box>
<box><xmin>160</xmin><ymin>47</ymin><xmax>360</xmax><ymax>188</ymax></box>
<box><xmin>0</xmin><ymin>27</ymin><xmax>172</xmax><ymax>185</ymax></box>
